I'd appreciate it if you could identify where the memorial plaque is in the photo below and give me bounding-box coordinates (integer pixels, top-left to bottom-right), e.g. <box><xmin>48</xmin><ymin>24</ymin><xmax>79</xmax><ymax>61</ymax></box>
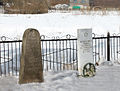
<box><xmin>19</xmin><ymin>28</ymin><xmax>43</xmax><ymax>84</ymax></box>
<box><xmin>77</xmin><ymin>29</ymin><xmax>94</xmax><ymax>76</ymax></box>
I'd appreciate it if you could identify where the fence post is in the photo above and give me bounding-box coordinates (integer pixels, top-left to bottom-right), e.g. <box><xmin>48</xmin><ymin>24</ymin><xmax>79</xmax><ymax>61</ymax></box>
<box><xmin>107</xmin><ymin>32</ymin><xmax>110</xmax><ymax>61</ymax></box>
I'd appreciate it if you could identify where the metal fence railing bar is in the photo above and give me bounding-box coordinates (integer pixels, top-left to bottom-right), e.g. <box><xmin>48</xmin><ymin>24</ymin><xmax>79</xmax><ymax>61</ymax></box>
<box><xmin>0</xmin><ymin>33</ymin><xmax>120</xmax><ymax>76</ymax></box>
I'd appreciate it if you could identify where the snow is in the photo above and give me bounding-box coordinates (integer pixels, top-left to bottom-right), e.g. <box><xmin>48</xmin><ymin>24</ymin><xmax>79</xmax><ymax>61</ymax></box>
<box><xmin>0</xmin><ymin>63</ymin><xmax>120</xmax><ymax>91</ymax></box>
<box><xmin>0</xmin><ymin>12</ymin><xmax>120</xmax><ymax>39</ymax></box>
<box><xmin>0</xmin><ymin>11</ymin><xmax>120</xmax><ymax>91</ymax></box>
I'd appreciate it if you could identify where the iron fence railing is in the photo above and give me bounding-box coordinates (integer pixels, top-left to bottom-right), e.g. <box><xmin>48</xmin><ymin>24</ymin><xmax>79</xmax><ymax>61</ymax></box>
<box><xmin>41</xmin><ymin>38</ymin><xmax>77</xmax><ymax>71</ymax></box>
<box><xmin>0</xmin><ymin>40</ymin><xmax>22</xmax><ymax>76</ymax></box>
<box><xmin>0</xmin><ymin>33</ymin><xmax>120</xmax><ymax>76</ymax></box>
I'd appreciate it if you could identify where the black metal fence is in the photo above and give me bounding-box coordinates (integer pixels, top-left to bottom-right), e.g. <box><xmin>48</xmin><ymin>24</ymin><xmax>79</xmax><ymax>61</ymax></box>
<box><xmin>41</xmin><ymin>38</ymin><xmax>77</xmax><ymax>72</ymax></box>
<box><xmin>0</xmin><ymin>39</ymin><xmax>22</xmax><ymax>76</ymax></box>
<box><xmin>0</xmin><ymin>33</ymin><xmax>120</xmax><ymax>76</ymax></box>
<box><xmin>93</xmin><ymin>33</ymin><xmax>120</xmax><ymax>63</ymax></box>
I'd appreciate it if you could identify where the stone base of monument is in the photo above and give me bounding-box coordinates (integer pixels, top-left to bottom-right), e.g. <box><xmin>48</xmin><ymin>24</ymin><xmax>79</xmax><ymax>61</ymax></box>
<box><xmin>19</xmin><ymin>79</ymin><xmax>44</xmax><ymax>84</ymax></box>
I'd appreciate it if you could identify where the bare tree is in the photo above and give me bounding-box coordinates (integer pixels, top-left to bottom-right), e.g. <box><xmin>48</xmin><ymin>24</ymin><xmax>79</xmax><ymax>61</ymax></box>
<box><xmin>3</xmin><ymin>0</ymin><xmax>48</xmax><ymax>14</ymax></box>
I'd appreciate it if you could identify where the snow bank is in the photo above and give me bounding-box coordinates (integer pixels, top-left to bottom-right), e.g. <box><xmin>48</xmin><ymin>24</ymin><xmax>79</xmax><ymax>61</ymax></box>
<box><xmin>1</xmin><ymin>64</ymin><xmax>120</xmax><ymax>91</ymax></box>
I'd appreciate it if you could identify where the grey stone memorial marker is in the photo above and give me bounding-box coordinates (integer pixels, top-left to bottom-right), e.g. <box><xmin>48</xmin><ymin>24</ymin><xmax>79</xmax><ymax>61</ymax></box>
<box><xmin>19</xmin><ymin>28</ymin><xmax>43</xmax><ymax>84</ymax></box>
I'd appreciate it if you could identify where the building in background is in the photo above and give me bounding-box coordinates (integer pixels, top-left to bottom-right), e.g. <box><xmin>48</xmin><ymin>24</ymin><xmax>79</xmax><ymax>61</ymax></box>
<box><xmin>70</xmin><ymin>0</ymin><xmax>89</xmax><ymax>6</ymax></box>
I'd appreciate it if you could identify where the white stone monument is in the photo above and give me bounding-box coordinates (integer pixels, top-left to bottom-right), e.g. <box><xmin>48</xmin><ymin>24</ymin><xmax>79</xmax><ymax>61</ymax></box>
<box><xmin>77</xmin><ymin>29</ymin><xmax>94</xmax><ymax>76</ymax></box>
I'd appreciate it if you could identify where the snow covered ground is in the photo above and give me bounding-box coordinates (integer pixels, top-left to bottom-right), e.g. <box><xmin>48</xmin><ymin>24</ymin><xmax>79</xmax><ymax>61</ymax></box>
<box><xmin>0</xmin><ymin>63</ymin><xmax>120</xmax><ymax>91</ymax></box>
<box><xmin>0</xmin><ymin>12</ymin><xmax>120</xmax><ymax>39</ymax></box>
<box><xmin>0</xmin><ymin>11</ymin><xmax>120</xmax><ymax>91</ymax></box>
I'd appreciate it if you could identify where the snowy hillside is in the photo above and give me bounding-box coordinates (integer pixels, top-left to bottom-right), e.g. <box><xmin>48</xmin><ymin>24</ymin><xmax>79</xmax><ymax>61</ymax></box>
<box><xmin>0</xmin><ymin>12</ymin><xmax>120</xmax><ymax>39</ymax></box>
